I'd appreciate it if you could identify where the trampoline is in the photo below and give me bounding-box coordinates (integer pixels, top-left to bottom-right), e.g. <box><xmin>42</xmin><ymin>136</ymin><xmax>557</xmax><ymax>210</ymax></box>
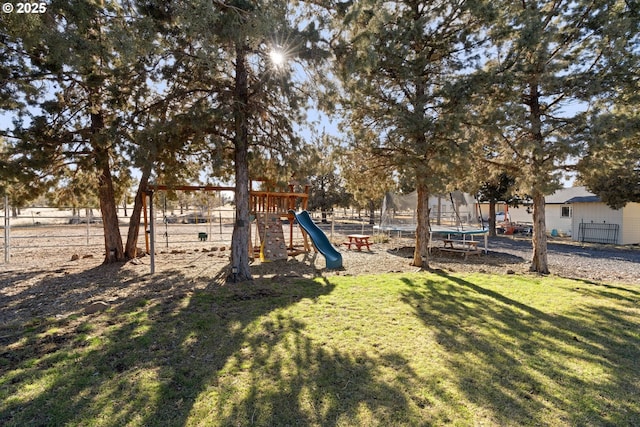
<box><xmin>430</xmin><ymin>225</ymin><xmax>489</xmax><ymax>254</ymax></box>
<box><xmin>375</xmin><ymin>224</ymin><xmax>489</xmax><ymax>254</ymax></box>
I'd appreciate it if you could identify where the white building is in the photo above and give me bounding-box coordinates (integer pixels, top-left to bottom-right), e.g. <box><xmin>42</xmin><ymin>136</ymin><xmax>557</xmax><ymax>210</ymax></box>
<box><xmin>509</xmin><ymin>186</ymin><xmax>640</xmax><ymax>245</ymax></box>
<box><xmin>544</xmin><ymin>187</ymin><xmax>592</xmax><ymax>237</ymax></box>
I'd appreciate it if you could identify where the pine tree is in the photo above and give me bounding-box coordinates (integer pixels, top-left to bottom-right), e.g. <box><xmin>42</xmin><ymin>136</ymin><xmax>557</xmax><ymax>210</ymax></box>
<box><xmin>130</xmin><ymin>0</ymin><xmax>329</xmax><ymax>280</ymax></box>
<box><xmin>578</xmin><ymin>104</ymin><xmax>640</xmax><ymax>209</ymax></box>
<box><xmin>337</xmin><ymin>132</ymin><xmax>396</xmax><ymax>225</ymax></box>
<box><xmin>577</xmin><ymin>10</ymin><xmax>640</xmax><ymax>210</ymax></box>
<box><xmin>333</xmin><ymin>0</ymin><xmax>487</xmax><ymax>268</ymax></box>
<box><xmin>475</xmin><ymin>173</ymin><xmax>517</xmax><ymax>237</ymax></box>
<box><xmin>295</xmin><ymin>135</ymin><xmax>351</xmax><ymax>223</ymax></box>
<box><xmin>1</xmin><ymin>1</ymin><xmax>157</xmax><ymax>263</ymax></box>
<box><xmin>470</xmin><ymin>0</ymin><xmax>638</xmax><ymax>273</ymax></box>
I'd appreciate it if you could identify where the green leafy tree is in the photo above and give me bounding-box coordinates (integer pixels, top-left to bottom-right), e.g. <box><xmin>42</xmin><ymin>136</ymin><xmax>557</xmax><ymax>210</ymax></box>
<box><xmin>1</xmin><ymin>1</ymin><xmax>157</xmax><ymax>263</ymax></box>
<box><xmin>469</xmin><ymin>0</ymin><xmax>638</xmax><ymax>273</ymax></box>
<box><xmin>334</xmin><ymin>0</ymin><xmax>485</xmax><ymax>268</ymax></box>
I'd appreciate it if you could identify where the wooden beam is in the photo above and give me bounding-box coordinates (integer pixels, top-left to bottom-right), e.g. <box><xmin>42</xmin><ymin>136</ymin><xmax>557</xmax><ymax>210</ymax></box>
<box><xmin>146</xmin><ymin>184</ymin><xmax>236</xmax><ymax>192</ymax></box>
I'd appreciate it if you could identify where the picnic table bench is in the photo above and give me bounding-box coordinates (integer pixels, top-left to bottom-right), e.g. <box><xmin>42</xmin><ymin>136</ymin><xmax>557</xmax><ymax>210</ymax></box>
<box><xmin>438</xmin><ymin>238</ymin><xmax>481</xmax><ymax>259</ymax></box>
<box><xmin>343</xmin><ymin>234</ymin><xmax>372</xmax><ymax>251</ymax></box>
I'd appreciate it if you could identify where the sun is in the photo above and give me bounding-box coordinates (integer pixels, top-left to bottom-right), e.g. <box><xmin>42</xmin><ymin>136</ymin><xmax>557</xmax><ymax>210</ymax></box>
<box><xmin>269</xmin><ymin>49</ymin><xmax>286</xmax><ymax>66</ymax></box>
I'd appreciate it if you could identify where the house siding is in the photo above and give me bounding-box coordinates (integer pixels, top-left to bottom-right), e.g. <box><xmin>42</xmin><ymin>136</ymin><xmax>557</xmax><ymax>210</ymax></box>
<box><xmin>546</xmin><ymin>204</ymin><xmax>573</xmax><ymax>236</ymax></box>
<box><xmin>572</xmin><ymin>203</ymin><xmax>624</xmax><ymax>244</ymax></box>
<box><xmin>502</xmin><ymin>203</ymin><xmax>573</xmax><ymax>236</ymax></box>
<box><xmin>621</xmin><ymin>203</ymin><xmax>640</xmax><ymax>245</ymax></box>
<box><xmin>508</xmin><ymin>205</ymin><xmax>531</xmax><ymax>223</ymax></box>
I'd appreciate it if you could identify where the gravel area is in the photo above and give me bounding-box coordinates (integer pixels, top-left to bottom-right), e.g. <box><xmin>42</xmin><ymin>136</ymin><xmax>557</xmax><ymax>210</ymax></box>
<box><xmin>322</xmin><ymin>235</ymin><xmax>640</xmax><ymax>285</ymax></box>
<box><xmin>3</xmin><ymin>230</ymin><xmax>639</xmax><ymax>283</ymax></box>
<box><xmin>483</xmin><ymin>237</ymin><xmax>640</xmax><ymax>283</ymax></box>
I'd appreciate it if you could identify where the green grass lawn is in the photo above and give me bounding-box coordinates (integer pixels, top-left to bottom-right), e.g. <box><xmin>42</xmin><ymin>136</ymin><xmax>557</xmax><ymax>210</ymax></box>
<box><xmin>1</xmin><ymin>271</ymin><xmax>639</xmax><ymax>426</ymax></box>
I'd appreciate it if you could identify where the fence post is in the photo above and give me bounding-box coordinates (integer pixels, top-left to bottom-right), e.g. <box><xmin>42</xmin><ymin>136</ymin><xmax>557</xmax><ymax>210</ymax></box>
<box><xmin>330</xmin><ymin>211</ymin><xmax>334</xmax><ymax>241</ymax></box>
<box><xmin>86</xmin><ymin>208</ymin><xmax>90</xmax><ymax>246</ymax></box>
<box><xmin>4</xmin><ymin>195</ymin><xmax>9</xmax><ymax>263</ymax></box>
<box><xmin>149</xmin><ymin>192</ymin><xmax>155</xmax><ymax>274</ymax></box>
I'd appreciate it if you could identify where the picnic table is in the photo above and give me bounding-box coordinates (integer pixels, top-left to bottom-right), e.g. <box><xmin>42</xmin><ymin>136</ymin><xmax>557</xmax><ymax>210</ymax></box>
<box><xmin>343</xmin><ymin>234</ymin><xmax>372</xmax><ymax>251</ymax></box>
<box><xmin>428</xmin><ymin>226</ymin><xmax>489</xmax><ymax>257</ymax></box>
<box><xmin>443</xmin><ymin>239</ymin><xmax>479</xmax><ymax>250</ymax></box>
<box><xmin>439</xmin><ymin>238</ymin><xmax>481</xmax><ymax>259</ymax></box>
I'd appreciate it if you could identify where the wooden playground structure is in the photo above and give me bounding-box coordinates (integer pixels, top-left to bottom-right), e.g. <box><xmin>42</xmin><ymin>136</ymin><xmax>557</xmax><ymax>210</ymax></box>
<box><xmin>143</xmin><ymin>181</ymin><xmax>312</xmax><ymax>264</ymax></box>
<box><xmin>249</xmin><ymin>180</ymin><xmax>312</xmax><ymax>260</ymax></box>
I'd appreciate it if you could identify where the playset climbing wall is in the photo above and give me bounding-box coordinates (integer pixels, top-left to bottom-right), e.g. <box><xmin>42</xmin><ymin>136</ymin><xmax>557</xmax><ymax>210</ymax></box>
<box><xmin>257</xmin><ymin>214</ymin><xmax>288</xmax><ymax>261</ymax></box>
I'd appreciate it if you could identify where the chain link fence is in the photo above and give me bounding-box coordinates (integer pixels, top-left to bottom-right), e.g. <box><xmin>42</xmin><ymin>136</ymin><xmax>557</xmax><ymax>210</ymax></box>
<box><xmin>1</xmin><ymin>204</ymin><xmax>387</xmax><ymax>265</ymax></box>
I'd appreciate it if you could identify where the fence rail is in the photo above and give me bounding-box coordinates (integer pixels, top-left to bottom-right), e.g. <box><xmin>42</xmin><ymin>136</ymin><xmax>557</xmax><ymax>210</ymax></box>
<box><xmin>0</xmin><ymin>205</ymin><xmax>237</xmax><ymax>262</ymax></box>
<box><xmin>1</xmin><ymin>205</ymin><xmax>388</xmax><ymax>264</ymax></box>
<box><xmin>578</xmin><ymin>222</ymin><xmax>620</xmax><ymax>245</ymax></box>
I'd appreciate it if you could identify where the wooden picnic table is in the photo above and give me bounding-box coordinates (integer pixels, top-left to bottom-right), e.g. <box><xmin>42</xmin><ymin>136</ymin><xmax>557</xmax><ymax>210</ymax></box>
<box><xmin>439</xmin><ymin>238</ymin><xmax>481</xmax><ymax>259</ymax></box>
<box><xmin>442</xmin><ymin>239</ymin><xmax>479</xmax><ymax>250</ymax></box>
<box><xmin>343</xmin><ymin>234</ymin><xmax>372</xmax><ymax>251</ymax></box>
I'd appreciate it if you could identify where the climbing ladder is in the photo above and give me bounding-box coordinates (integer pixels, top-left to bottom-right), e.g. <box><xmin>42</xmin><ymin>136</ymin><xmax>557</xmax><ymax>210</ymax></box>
<box><xmin>256</xmin><ymin>214</ymin><xmax>288</xmax><ymax>261</ymax></box>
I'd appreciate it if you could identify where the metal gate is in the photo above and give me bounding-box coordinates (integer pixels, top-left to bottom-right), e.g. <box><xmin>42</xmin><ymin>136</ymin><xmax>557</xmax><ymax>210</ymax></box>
<box><xmin>578</xmin><ymin>222</ymin><xmax>620</xmax><ymax>244</ymax></box>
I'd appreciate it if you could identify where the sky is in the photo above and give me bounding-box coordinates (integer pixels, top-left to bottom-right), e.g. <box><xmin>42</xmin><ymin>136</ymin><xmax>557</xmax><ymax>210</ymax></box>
<box><xmin>1</xmin><ymin>10</ymin><xmax>592</xmax><ymax>194</ymax></box>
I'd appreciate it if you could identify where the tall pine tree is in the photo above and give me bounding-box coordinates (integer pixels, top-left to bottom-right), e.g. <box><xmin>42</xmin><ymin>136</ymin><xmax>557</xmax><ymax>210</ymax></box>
<box><xmin>1</xmin><ymin>1</ymin><xmax>157</xmax><ymax>263</ymax></box>
<box><xmin>471</xmin><ymin>0</ymin><xmax>638</xmax><ymax>273</ymax></box>
<box><xmin>139</xmin><ymin>0</ymin><xmax>327</xmax><ymax>280</ymax></box>
<box><xmin>333</xmin><ymin>0</ymin><xmax>488</xmax><ymax>268</ymax></box>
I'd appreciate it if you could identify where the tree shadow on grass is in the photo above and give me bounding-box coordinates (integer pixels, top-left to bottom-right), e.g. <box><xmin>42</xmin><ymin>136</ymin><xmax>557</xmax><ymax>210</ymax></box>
<box><xmin>213</xmin><ymin>312</ymin><xmax>418</xmax><ymax>426</ymax></box>
<box><xmin>569</xmin><ymin>277</ymin><xmax>640</xmax><ymax>301</ymax></box>
<box><xmin>1</xmin><ymin>263</ymin><xmax>417</xmax><ymax>426</ymax></box>
<box><xmin>398</xmin><ymin>272</ymin><xmax>640</xmax><ymax>426</ymax></box>
<box><xmin>0</xmin><ymin>262</ymin><xmax>144</xmax><ymax>342</ymax></box>
<box><xmin>249</xmin><ymin>254</ymin><xmax>323</xmax><ymax>279</ymax></box>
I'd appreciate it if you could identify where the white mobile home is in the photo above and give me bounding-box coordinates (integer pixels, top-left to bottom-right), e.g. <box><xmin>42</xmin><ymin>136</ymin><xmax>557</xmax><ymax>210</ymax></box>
<box><xmin>544</xmin><ymin>187</ymin><xmax>594</xmax><ymax>237</ymax></box>
<box><xmin>477</xmin><ymin>186</ymin><xmax>640</xmax><ymax>244</ymax></box>
<box><xmin>496</xmin><ymin>187</ymin><xmax>595</xmax><ymax>236</ymax></box>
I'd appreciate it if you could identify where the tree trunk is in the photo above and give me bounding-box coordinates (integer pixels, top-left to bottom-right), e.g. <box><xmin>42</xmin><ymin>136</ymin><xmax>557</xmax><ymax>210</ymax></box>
<box><xmin>412</xmin><ymin>181</ymin><xmax>430</xmax><ymax>268</ymax></box>
<box><xmin>228</xmin><ymin>42</ymin><xmax>252</xmax><ymax>282</ymax></box>
<box><xmin>96</xmin><ymin>147</ymin><xmax>125</xmax><ymax>263</ymax></box>
<box><xmin>489</xmin><ymin>200</ymin><xmax>497</xmax><ymax>237</ymax></box>
<box><xmin>530</xmin><ymin>191</ymin><xmax>549</xmax><ymax>274</ymax></box>
<box><xmin>124</xmin><ymin>163</ymin><xmax>152</xmax><ymax>259</ymax></box>
<box><xmin>527</xmin><ymin>79</ymin><xmax>549</xmax><ymax>274</ymax></box>
<box><xmin>368</xmin><ymin>199</ymin><xmax>375</xmax><ymax>225</ymax></box>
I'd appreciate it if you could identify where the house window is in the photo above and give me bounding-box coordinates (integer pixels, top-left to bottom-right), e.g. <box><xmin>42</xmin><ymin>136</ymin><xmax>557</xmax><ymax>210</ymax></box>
<box><xmin>561</xmin><ymin>206</ymin><xmax>571</xmax><ymax>218</ymax></box>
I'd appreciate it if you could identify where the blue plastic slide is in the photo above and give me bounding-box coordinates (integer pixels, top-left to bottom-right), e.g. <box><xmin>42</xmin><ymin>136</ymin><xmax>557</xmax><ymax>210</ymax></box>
<box><xmin>291</xmin><ymin>210</ymin><xmax>343</xmax><ymax>269</ymax></box>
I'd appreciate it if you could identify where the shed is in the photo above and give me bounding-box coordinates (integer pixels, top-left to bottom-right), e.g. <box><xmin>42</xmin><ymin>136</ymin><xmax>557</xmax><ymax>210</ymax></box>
<box><xmin>543</xmin><ymin>187</ymin><xmax>593</xmax><ymax>236</ymax></box>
